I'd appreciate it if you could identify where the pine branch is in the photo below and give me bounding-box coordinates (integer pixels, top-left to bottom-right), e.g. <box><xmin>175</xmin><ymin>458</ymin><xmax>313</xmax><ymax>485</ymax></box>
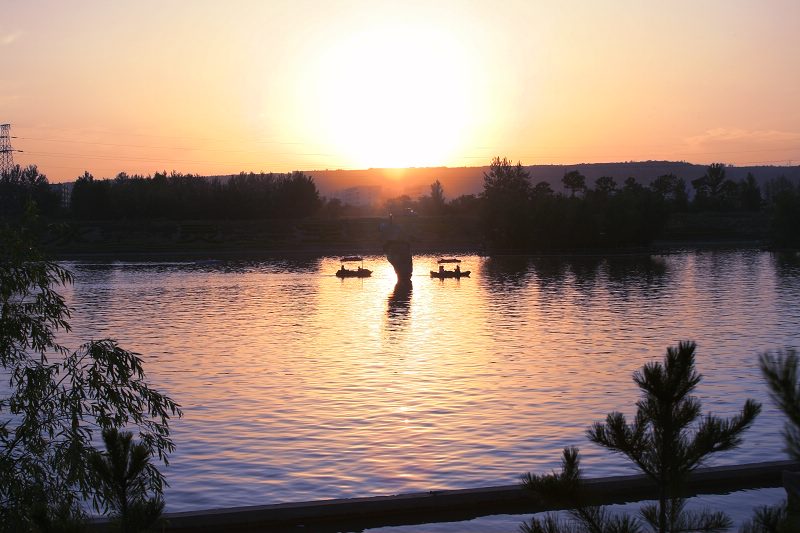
<box><xmin>686</xmin><ymin>399</ymin><xmax>761</xmax><ymax>469</ymax></box>
<box><xmin>522</xmin><ymin>447</ymin><xmax>582</xmax><ymax>507</ymax></box>
<box><xmin>760</xmin><ymin>350</ymin><xmax>800</xmax><ymax>462</ymax></box>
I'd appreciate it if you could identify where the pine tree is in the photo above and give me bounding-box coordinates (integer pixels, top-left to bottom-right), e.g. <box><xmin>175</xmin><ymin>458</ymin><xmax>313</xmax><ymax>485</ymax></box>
<box><xmin>523</xmin><ymin>341</ymin><xmax>760</xmax><ymax>533</ymax></box>
<box><xmin>89</xmin><ymin>429</ymin><xmax>165</xmax><ymax>533</ymax></box>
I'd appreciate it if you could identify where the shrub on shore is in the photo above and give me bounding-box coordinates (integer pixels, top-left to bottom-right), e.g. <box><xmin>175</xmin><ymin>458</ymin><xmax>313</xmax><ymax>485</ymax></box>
<box><xmin>0</xmin><ymin>217</ymin><xmax>181</xmax><ymax>531</ymax></box>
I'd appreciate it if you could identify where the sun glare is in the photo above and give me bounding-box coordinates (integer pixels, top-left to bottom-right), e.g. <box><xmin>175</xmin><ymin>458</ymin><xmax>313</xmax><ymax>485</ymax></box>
<box><xmin>316</xmin><ymin>26</ymin><xmax>474</xmax><ymax>169</ymax></box>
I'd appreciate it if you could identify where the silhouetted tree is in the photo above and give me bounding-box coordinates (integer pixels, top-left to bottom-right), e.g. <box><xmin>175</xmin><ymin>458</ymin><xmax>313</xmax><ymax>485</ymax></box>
<box><xmin>589</xmin><ymin>341</ymin><xmax>759</xmax><ymax>532</ymax></box>
<box><xmin>523</xmin><ymin>341</ymin><xmax>761</xmax><ymax>533</ymax></box>
<box><xmin>0</xmin><ymin>164</ymin><xmax>60</xmax><ymax>220</ymax></box>
<box><xmin>649</xmin><ymin>174</ymin><xmax>688</xmax><ymax>211</ymax></box>
<box><xmin>764</xmin><ymin>176</ymin><xmax>795</xmax><ymax>203</ymax></box>
<box><xmin>483</xmin><ymin>157</ymin><xmax>531</xmax><ymax>193</ymax></box>
<box><xmin>673</xmin><ymin>178</ymin><xmax>689</xmax><ymax>210</ymax></box>
<box><xmin>430</xmin><ymin>180</ymin><xmax>445</xmax><ymax>210</ymax></box>
<box><xmin>274</xmin><ymin>171</ymin><xmax>322</xmax><ymax>218</ymax></box>
<box><xmin>740</xmin><ymin>173</ymin><xmax>763</xmax><ymax>211</ymax></box>
<box><xmin>482</xmin><ymin>157</ymin><xmax>532</xmax><ymax>249</ymax></box>
<box><xmin>765</xmin><ymin>177</ymin><xmax>800</xmax><ymax>248</ymax></box>
<box><xmin>562</xmin><ymin>170</ymin><xmax>587</xmax><ymax>197</ymax></box>
<box><xmin>71</xmin><ymin>171</ymin><xmax>113</xmax><ymax>219</ymax></box>
<box><xmin>651</xmin><ymin>174</ymin><xmax>679</xmax><ymax>201</ymax></box>
<box><xmin>448</xmin><ymin>193</ymin><xmax>479</xmax><ymax>215</ymax></box>
<box><xmin>532</xmin><ymin>181</ymin><xmax>554</xmax><ymax>198</ymax></box>
<box><xmin>601</xmin><ymin>178</ymin><xmax>666</xmax><ymax>247</ymax></box>
<box><xmin>594</xmin><ymin>176</ymin><xmax>617</xmax><ymax>197</ymax></box>
<box><xmin>418</xmin><ymin>179</ymin><xmax>446</xmax><ymax>215</ymax></box>
<box><xmin>69</xmin><ymin>170</ymin><xmax>321</xmax><ymax>220</ymax></box>
<box><xmin>623</xmin><ymin>176</ymin><xmax>644</xmax><ymax>193</ymax></box>
<box><xmin>692</xmin><ymin>163</ymin><xmax>738</xmax><ymax>210</ymax></box>
<box><xmin>89</xmin><ymin>429</ymin><xmax>165</xmax><ymax>533</ymax></box>
<box><xmin>526</xmin><ymin>181</ymin><xmax>561</xmax><ymax>248</ymax></box>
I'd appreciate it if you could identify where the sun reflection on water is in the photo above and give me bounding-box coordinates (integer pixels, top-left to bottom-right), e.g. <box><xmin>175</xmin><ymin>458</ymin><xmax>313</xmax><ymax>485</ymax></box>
<box><xmin>55</xmin><ymin>251</ymin><xmax>800</xmax><ymax>513</ymax></box>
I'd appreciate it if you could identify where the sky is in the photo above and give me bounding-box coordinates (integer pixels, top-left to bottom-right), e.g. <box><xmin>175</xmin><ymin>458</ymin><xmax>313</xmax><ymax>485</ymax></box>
<box><xmin>1</xmin><ymin>0</ymin><xmax>799</xmax><ymax>183</ymax></box>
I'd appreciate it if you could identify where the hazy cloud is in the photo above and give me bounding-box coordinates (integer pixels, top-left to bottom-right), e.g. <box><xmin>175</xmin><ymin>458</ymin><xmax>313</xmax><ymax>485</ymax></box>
<box><xmin>1</xmin><ymin>31</ymin><xmax>22</xmax><ymax>46</ymax></box>
<box><xmin>686</xmin><ymin>128</ymin><xmax>800</xmax><ymax>146</ymax></box>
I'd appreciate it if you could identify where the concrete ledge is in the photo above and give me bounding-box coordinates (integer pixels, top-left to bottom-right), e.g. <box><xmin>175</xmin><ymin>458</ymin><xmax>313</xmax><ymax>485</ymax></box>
<box><xmin>89</xmin><ymin>460</ymin><xmax>799</xmax><ymax>532</ymax></box>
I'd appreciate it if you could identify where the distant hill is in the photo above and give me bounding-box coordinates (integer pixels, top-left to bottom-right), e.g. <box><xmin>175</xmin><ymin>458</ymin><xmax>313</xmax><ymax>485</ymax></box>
<box><xmin>301</xmin><ymin>161</ymin><xmax>800</xmax><ymax>201</ymax></box>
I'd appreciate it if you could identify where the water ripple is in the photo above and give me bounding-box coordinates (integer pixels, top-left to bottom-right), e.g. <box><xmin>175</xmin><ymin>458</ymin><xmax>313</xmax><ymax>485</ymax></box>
<box><xmin>55</xmin><ymin>251</ymin><xmax>800</xmax><ymax>512</ymax></box>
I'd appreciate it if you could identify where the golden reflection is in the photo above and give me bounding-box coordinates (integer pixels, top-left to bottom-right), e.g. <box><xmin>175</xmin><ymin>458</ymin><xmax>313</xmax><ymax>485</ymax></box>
<box><xmin>61</xmin><ymin>252</ymin><xmax>788</xmax><ymax>509</ymax></box>
<box><xmin>387</xmin><ymin>281</ymin><xmax>413</xmax><ymax>321</ymax></box>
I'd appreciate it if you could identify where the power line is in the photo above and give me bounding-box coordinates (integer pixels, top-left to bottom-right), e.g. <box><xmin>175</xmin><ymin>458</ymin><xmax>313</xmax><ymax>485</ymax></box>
<box><xmin>15</xmin><ymin>136</ymin><xmax>317</xmax><ymax>154</ymax></box>
<box><xmin>22</xmin><ymin>150</ymin><xmax>349</xmax><ymax>166</ymax></box>
<box><xmin>13</xmin><ymin>125</ymin><xmax>308</xmax><ymax>146</ymax></box>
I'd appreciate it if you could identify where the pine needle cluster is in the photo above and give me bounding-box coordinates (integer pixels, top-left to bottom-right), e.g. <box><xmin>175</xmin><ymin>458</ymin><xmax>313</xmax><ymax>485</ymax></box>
<box><xmin>522</xmin><ymin>341</ymin><xmax>760</xmax><ymax>533</ymax></box>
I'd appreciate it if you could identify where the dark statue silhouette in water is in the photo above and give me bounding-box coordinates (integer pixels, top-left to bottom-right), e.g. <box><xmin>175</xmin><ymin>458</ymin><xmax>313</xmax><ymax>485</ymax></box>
<box><xmin>387</xmin><ymin>280</ymin><xmax>412</xmax><ymax>320</ymax></box>
<box><xmin>382</xmin><ymin>213</ymin><xmax>413</xmax><ymax>281</ymax></box>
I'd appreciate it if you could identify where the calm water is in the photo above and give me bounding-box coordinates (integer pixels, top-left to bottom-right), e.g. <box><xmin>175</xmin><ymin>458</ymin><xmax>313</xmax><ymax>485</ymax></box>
<box><xmin>58</xmin><ymin>251</ymin><xmax>800</xmax><ymax>521</ymax></box>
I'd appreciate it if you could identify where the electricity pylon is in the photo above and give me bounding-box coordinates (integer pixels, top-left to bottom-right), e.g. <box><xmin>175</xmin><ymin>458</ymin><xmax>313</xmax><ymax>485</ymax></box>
<box><xmin>1</xmin><ymin>123</ymin><xmax>21</xmax><ymax>174</ymax></box>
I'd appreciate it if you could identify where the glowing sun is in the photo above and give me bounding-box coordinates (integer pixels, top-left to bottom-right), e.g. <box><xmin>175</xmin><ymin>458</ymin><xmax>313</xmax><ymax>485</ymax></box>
<box><xmin>316</xmin><ymin>25</ymin><xmax>475</xmax><ymax>169</ymax></box>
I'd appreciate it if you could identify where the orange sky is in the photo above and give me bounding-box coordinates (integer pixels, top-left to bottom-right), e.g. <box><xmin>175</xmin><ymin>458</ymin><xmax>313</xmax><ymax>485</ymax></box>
<box><xmin>2</xmin><ymin>1</ymin><xmax>799</xmax><ymax>183</ymax></box>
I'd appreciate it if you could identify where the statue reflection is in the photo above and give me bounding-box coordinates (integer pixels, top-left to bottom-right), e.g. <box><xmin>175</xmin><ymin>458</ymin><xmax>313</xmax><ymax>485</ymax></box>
<box><xmin>387</xmin><ymin>280</ymin><xmax>412</xmax><ymax>322</ymax></box>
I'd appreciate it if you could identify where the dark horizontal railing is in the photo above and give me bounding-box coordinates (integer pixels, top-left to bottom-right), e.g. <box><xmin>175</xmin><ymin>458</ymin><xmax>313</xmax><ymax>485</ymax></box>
<box><xmin>88</xmin><ymin>460</ymin><xmax>798</xmax><ymax>533</ymax></box>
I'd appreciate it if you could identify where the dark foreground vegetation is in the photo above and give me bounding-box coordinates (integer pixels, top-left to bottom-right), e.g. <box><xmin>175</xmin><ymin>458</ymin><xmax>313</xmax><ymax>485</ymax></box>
<box><xmin>1</xmin><ymin>216</ymin><xmax>181</xmax><ymax>532</ymax></box>
<box><xmin>521</xmin><ymin>343</ymin><xmax>800</xmax><ymax>533</ymax></box>
<box><xmin>1</xmin><ymin>157</ymin><xmax>799</xmax><ymax>255</ymax></box>
<box><xmin>522</xmin><ymin>342</ymin><xmax>760</xmax><ymax>533</ymax></box>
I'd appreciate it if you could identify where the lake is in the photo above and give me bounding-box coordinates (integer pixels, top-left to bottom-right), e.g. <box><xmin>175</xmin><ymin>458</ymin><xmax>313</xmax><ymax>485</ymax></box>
<box><xmin>59</xmin><ymin>250</ymin><xmax>800</xmax><ymax>527</ymax></box>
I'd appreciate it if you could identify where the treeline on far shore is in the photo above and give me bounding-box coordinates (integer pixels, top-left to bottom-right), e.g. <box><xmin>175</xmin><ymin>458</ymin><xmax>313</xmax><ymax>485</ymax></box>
<box><xmin>476</xmin><ymin>158</ymin><xmax>798</xmax><ymax>250</ymax></box>
<box><xmin>1</xmin><ymin>159</ymin><xmax>799</xmax><ymax>251</ymax></box>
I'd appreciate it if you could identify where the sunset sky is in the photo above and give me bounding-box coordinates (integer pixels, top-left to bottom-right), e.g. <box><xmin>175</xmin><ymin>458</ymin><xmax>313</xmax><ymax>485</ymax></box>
<box><xmin>2</xmin><ymin>0</ymin><xmax>799</xmax><ymax>183</ymax></box>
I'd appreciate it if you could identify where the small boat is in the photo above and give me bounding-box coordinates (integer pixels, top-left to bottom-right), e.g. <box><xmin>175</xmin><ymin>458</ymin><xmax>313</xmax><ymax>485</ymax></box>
<box><xmin>337</xmin><ymin>267</ymin><xmax>372</xmax><ymax>278</ymax></box>
<box><xmin>336</xmin><ymin>256</ymin><xmax>372</xmax><ymax>278</ymax></box>
<box><xmin>430</xmin><ymin>269</ymin><xmax>470</xmax><ymax>279</ymax></box>
<box><xmin>432</xmin><ymin>257</ymin><xmax>469</xmax><ymax>278</ymax></box>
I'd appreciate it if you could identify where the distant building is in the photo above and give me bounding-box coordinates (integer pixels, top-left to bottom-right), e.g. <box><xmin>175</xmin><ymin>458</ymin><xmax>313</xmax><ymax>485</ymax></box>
<box><xmin>50</xmin><ymin>182</ymin><xmax>73</xmax><ymax>209</ymax></box>
<box><xmin>334</xmin><ymin>185</ymin><xmax>382</xmax><ymax>208</ymax></box>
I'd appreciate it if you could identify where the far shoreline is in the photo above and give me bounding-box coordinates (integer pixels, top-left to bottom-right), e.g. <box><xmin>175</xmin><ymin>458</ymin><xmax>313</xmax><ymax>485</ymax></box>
<box><xmin>46</xmin><ymin>239</ymin><xmax>780</xmax><ymax>263</ymax></box>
